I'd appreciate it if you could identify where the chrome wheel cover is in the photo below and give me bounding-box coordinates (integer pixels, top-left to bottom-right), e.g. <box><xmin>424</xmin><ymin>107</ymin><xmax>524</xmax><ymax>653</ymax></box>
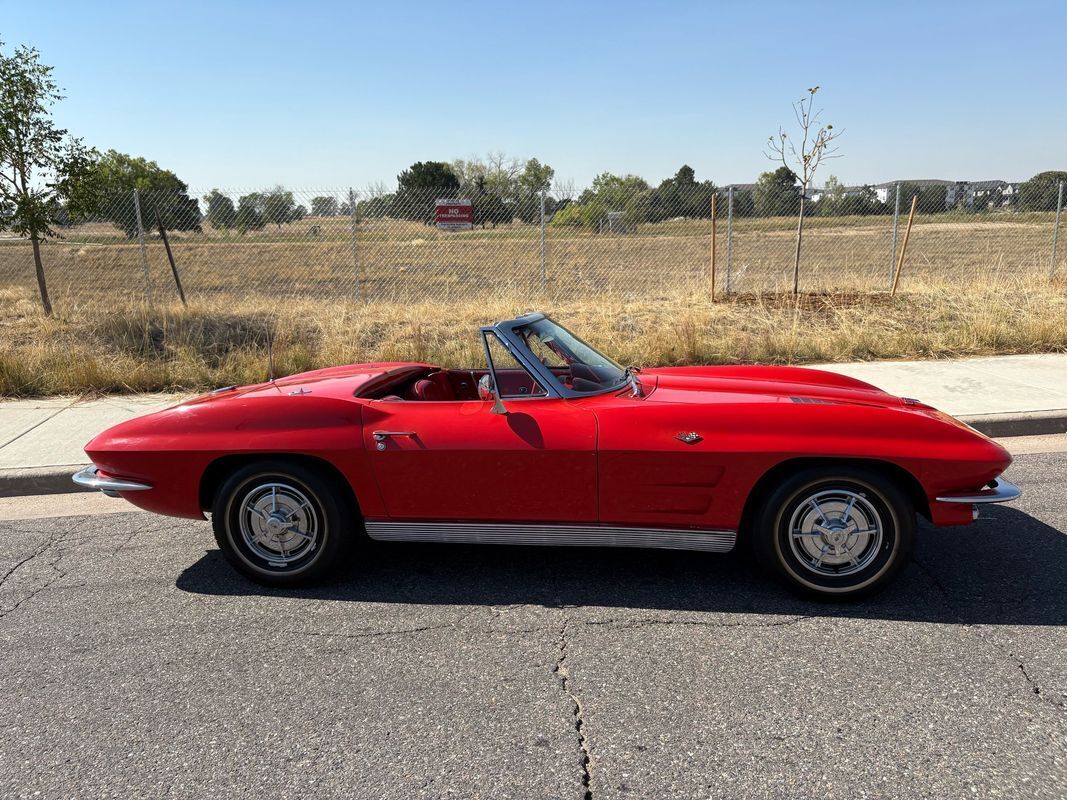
<box><xmin>236</xmin><ymin>482</ymin><xmax>320</xmax><ymax>566</ymax></box>
<box><xmin>788</xmin><ymin>489</ymin><xmax>883</xmax><ymax>577</ymax></box>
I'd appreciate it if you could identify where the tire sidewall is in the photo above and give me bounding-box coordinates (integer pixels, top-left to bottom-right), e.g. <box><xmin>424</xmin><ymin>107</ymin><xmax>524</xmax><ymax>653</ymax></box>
<box><xmin>213</xmin><ymin>461</ymin><xmax>347</xmax><ymax>585</ymax></box>
<box><xmin>757</xmin><ymin>468</ymin><xmax>915</xmax><ymax>598</ymax></box>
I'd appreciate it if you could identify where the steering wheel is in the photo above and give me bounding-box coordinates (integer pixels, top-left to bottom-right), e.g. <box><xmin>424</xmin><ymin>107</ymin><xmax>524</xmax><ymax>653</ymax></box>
<box><xmin>477</xmin><ymin>374</ymin><xmax>495</xmax><ymax>401</ymax></box>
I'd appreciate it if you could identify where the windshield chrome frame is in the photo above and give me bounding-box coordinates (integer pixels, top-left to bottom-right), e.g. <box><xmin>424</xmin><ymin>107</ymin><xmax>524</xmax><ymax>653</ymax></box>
<box><xmin>484</xmin><ymin>312</ymin><xmax>630</xmax><ymax>400</ymax></box>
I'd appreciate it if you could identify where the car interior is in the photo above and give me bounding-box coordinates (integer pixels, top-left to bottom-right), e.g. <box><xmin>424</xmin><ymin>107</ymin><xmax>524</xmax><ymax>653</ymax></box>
<box><xmin>355</xmin><ymin>366</ymin><xmax>546</xmax><ymax>402</ymax></box>
<box><xmin>353</xmin><ymin>318</ymin><xmax>629</xmax><ymax>402</ymax></box>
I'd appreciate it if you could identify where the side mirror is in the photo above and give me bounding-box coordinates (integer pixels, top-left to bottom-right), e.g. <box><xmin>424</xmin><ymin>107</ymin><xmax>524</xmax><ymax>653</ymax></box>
<box><xmin>479</xmin><ymin>373</ymin><xmax>509</xmax><ymax>414</ymax></box>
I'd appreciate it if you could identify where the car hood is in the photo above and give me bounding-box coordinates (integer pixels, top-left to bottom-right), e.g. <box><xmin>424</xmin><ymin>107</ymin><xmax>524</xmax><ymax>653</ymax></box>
<box><xmin>639</xmin><ymin>365</ymin><xmax>905</xmax><ymax>409</ymax></box>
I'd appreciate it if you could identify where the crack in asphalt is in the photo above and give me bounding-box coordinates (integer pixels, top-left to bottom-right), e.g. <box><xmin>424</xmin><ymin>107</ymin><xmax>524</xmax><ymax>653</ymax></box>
<box><xmin>580</xmin><ymin>614</ymin><xmax>816</xmax><ymax>631</ymax></box>
<box><xmin>0</xmin><ymin>522</ymin><xmax>76</xmax><ymax>620</ymax></box>
<box><xmin>289</xmin><ymin>623</ymin><xmax>457</xmax><ymax>641</ymax></box>
<box><xmin>553</xmin><ymin>608</ymin><xmax>593</xmax><ymax>800</ymax></box>
<box><xmin>0</xmin><ymin>519</ymin><xmax>157</xmax><ymax>622</ymax></box>
<box><xmin>911</xmin><ymin>556</ymin><xmax>1064</xmax><ymax>711</ymax></box>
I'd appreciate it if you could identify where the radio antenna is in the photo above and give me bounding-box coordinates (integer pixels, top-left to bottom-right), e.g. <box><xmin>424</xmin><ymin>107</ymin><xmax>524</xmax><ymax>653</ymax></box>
<box><xmin>266</xmin><ymin>322</ymin><xmax>275</xmax><ymax>382</ymax></box>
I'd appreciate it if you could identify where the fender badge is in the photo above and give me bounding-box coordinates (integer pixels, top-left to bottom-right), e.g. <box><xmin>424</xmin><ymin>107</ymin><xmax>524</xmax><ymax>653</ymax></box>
<box><xmin>675</xmin><ymin>431</ymin><xmax>702</xmax><ymax>444</ymax></box>
<box><xmin>289</xmin><ymin>388</ymin><xmax>312</xmax><ymax>395</ymax></box>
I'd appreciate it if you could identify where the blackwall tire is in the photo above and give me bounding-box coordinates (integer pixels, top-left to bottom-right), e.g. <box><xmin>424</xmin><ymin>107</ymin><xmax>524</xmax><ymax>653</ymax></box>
<box><xmin>753</xmin><ymin>466</ymin><xmax>915</xmax><ymax>599</ymax></box>
<box><xmin>211</xmin><ymin>460</ymin><xmax>353</xmax><ymax>586</ymax></box>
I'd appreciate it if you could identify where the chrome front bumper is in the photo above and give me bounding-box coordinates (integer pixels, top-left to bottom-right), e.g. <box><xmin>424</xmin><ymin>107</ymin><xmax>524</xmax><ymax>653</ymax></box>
<box><xmin>936</xmin><ymin>477</ymin><xmax>1021</xmax><ymax>505</ymax></box>
<box><xmin>72</xmin><ymin>466</ymin><xmax>152</xmax><ymax>498</ymax></box>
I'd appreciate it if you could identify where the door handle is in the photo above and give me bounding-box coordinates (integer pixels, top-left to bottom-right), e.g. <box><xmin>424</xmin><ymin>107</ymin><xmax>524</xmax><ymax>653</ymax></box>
<box><xmin>372</xmin><ymin>430</ymin><xmax>416</xmax><ymax>450</ymax></box>
<box><xmin>373</xmin><ymin>431</ymin><xmax>416</xmax><ymax>440</ymax></box>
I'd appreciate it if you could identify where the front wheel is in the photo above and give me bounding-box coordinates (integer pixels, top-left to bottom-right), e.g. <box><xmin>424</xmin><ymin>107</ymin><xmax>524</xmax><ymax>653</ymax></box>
<box><xmin>753</xmin><ymin>467</ymin><xmax>915</xmax><ymax>599</ymax></box>
<box><xmin>211</xmin><ymin>460</ymin><xmax>353</xmax><ymax>586</ymax></box>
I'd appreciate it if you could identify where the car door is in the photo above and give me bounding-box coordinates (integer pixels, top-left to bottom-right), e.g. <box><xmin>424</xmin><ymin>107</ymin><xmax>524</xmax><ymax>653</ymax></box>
<box><xmin>592</xmin><ymin>395</ymin><xmax>739</xmax><ymax>531</ymax></box>
<box><xmin>361</xmin><ymin>396</ymin><xmax>597</xmax><ymax>522</ymax></box>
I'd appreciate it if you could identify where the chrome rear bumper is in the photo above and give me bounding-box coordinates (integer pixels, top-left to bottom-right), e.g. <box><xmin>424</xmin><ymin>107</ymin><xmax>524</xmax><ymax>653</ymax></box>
<box><xmin>936</xmin><ymin>478</ymin><xmax>1021</xmax><ymax>505</ymax></box>
<box><xmin>72</xmin><ymin>466</ymin><xmax>152</xmax><ymax>497</ymax></box>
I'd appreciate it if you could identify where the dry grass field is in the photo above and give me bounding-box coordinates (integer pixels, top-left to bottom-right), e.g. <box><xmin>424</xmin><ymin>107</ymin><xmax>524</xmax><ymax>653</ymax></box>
<box><xmin>0</xmin><ymin>212</ymin><xmax>1062</xmax><ymax>306</ymax></box>
<box><xmin>0</xmin><ymin>275</ymin><xmax>1065</xmax><ymax>397</ymax></box>
<box><xmin>1</xmin><ymin>212</ymin><xmax>1064</xmax><ymax>396</ymax></box>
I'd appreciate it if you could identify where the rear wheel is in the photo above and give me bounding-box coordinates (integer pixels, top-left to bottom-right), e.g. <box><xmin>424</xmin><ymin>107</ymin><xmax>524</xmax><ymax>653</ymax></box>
<box><xmin>753</xmin><ymin>466</ymin><xmax>914</xmax><ymax>598</ymax></box>
<box><xmin>211</xmin><ymin>460</ymin><xmax>353</xmax><ymax>586</ymax></box>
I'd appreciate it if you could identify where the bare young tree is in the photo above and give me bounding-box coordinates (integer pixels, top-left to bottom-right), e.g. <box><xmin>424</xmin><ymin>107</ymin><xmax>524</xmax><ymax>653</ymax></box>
<box><xmin>766</xmin><ymin>86</ymin><xmax>842</xmax><ymax>295</ymax></box>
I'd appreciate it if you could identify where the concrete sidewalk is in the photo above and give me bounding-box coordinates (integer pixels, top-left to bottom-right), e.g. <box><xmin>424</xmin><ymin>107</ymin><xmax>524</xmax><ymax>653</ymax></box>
<box><xmin>0</xmin><ymin>394</ymin><xmax>179</xmax><ymax>496</ymax></box>
<box><xmin>1</xmin><ymin>354</ymin><xmax>1065</xmax><ymax>496</ymax></box>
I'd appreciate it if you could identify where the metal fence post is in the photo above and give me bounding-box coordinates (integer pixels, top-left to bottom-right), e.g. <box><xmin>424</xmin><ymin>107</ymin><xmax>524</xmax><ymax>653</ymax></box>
<box><xmin>1051</xmin><ymin>181</ymin><xmax>1064</xmax><ymax>278</ymax></box>
<box><xmin>726</xmin><ymin>186</ymin><xmax>734</xmax><ymax>294</ymax></box>
<box><xmin>539</xmin><ymin>189</ymin><xmax>547</xmax><ymax>292</ymax></box>
<box><xmin>349</xmin><ymin>188</ymin><xmax>361</xmax><ymax>300</ymax></box>
<box><xmin>132</xmin><ymin>188</ymin><xmax>153</xmax><ymax>307</ymax></box>
<box><xmin>890</xmin><ymin>182</ymin><xmax>901</xmax><ymax>288</ymax></box>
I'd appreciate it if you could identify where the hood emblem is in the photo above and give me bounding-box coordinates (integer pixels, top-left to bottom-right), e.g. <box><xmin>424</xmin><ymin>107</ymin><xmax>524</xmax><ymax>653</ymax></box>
<box><xmin>288</xmin><ymin>388</ymin><xmax>312</xmax><ymax>395</ymax></box>
<box><xmin>675</xmin><ymin>431</ymin><xmax>703</xmax><ymax>444</ymax></box>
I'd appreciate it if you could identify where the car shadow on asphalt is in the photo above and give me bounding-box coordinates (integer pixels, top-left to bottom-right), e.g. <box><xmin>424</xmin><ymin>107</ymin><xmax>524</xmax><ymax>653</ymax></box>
<box><xmin>175</xmin><ymin>506</ymin><xmax>1067</xmax><ymax>626</ymax></box>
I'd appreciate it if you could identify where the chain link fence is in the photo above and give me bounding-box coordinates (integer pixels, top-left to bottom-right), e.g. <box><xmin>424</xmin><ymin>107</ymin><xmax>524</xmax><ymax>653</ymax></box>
<box><xmin>1</xmin><ymin>182</ymin><xmax>1064</xmax><ymax>311</ymax></box>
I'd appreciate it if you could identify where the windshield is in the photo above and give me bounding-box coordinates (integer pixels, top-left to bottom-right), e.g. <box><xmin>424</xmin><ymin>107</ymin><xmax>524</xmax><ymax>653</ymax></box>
<box><xmin>512</xmin><ymin>317</ymin><xmax>628</xmax><ymax>394</ymax></box>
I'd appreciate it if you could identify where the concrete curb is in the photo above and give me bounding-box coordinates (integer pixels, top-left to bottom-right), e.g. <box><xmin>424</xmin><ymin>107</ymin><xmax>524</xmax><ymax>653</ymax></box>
<box><xmin>959</xmin><ymin>409</ymin><xmax>1067</xmax><ymax>438</ymax></box>
<box><xmin>1</xmin><ymin>410</ymin><xmax>1064</xmax><ymax>499</ymax></box>
<box><xmin>0</xmin><ymin>465</ymin><xmax>90</xmax><ymax>499</ymax></box>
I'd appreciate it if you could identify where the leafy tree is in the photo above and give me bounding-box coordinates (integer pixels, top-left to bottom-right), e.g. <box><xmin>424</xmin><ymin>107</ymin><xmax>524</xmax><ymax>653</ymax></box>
<box><xmin>839</xmin><ymin>185</ymin><xmax>882</xmax><ymax>216</ymax></box>
<box><xmin>886</xmin><ymin>182</ymin><xmax>947</xmax><ymax>215</ymax></box>
<box><xmin>262</xmin><ymin>186</ymin><xmax>296</xmax><ymax>228</ymax></box>
<box><xmin>0</xmin><ymin>40</ymin><xmax>95</xmax><ymax>314</ymax></box>
<box><xmin>816</xmin><ymin>177</ymin><xmax>885</xmax><ymax>217</ymax></box>
<box><xmin>721</xmin><ymin>187</ymin><xmax>755</xmax><ymax>218</ymax></box>
<box><xmin>754</xmin><ymin>167</ymin><xmax>798</xmax><ymax>217</ymax></box>
<box><xmin>466</xmin><ymin>176</ymin><xmax>512</xmax><ymax>228</ymax></box>
<box><xmin>551</xmin><ymin>172</ymin><xmax>653</xmax><ymax>231</ymax></box>
<box><xmin>589</xmin><ymin>172</ymin><xmax>649</xmax><ymax>210</ymax></box>
<box><xmin>204</xmin><ymin>189</ymin><xmax>237</xmax><ymax>229</ymax></box>
<box><xmin>515</xmin><ymin>158</ymin><xmax>556</xmax><ymax>223</ymax></box>
<box><xmin>519</xmin><ymin>158</ymin><xmax>555</xmax><ymax>195</ymax></box>
<box><xmin>815</xmin><ymin>174</ymin><xmax>846</xmax><ymax>216</ymax></box>
<box><xmin>1015</xmin><ymin>171</ymin><xmax>1067</xmax><ymax>212</ymax></box>
<box><xmin>310</xmin><ymin>195</ymin><xmax>338</xmax><ymax>217</ymax></box>
<box><xmin>356</xmin><ymin>193</ymin><xmax>395</xmax><ymax>218</ymax></box>
<box><xmin>395</xmin><ymin>161</ymin><xmax>459</xmax><ymax>223</ymax></box>
<box><xmin>75</xmin><ymin>150</ymin><xmax>201</xmax><ymax>238</ymax></box>
<box><xmin>474</xmin><ymin>194</ymin><xmax>512</xmax><ymax>228</ymax></box>
<box><xmin>236</xmin><ymin>193</ymin><xmax>265</xmax><ymax>231</ymax></box>
<box><xmin>551</xmin><ymin>201</ymin><xmax>604</xmax><ymax>229</ymax></box>
<box><xmin>646</xmin><ymin>165</ymin><xmax>716</xmax><ymax>221</ymax></box>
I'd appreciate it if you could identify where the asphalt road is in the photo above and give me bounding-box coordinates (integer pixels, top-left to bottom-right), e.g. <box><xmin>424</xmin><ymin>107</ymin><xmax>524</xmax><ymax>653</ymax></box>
<box><xmin>1</xmin><ymin>447</ymin><xmax>1065</xmax><ymax>799</ymax></box>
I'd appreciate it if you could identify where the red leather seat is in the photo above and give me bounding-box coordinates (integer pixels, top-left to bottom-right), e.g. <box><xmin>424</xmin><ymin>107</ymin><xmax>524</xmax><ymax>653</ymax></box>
<box><xmin>410</xmin><ymin>372</ymin><xmax>455</xmax><ymax>401</ymax></box>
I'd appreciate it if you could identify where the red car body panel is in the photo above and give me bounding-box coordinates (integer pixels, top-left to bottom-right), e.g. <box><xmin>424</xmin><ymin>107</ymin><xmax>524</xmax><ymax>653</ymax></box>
<box><xmin>360</xmin><ymin>399</ymin><xmax>598</xmax><ymax>522</ymax></box>
<box><xmin>84</xmin><ymin>358</ymin><xmax>1011</xmax><ymax>534</ymax></box>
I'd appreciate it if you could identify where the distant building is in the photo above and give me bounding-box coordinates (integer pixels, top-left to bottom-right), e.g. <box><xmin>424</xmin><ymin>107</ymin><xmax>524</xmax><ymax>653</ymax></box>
<box><xmin>872</xmin><ymin>180</ymin><xmax>954</xmax><ymax>205</ymax></box>
<box><xmin>809</xmin><ymin>184</ymin><xmax>870</xmax><ymax>203</ymax></box>
<box><xmin>865</xmin><ymin>179</ymin><xmax>1019</xmax><ymax>210</ymax></box>
<box><xmin>960</xmin><ymin>180</ymin><xmax>1018</xmax><ymax>208</ymax></box>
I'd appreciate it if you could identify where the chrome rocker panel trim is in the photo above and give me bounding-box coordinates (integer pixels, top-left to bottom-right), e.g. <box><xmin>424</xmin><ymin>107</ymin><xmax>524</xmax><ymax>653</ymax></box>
<box><xmin>936</xmin><ymin>477</ymin><xmax>1021</xmax><ymax>504</ymax></box>
<box><xmin>72</xmin><ymin>466</ymin><xmax>152</xmax><ymax>497</ymax></box>
<box><xmin>364</xmin><ymin>521</ymin><xmax>736</xmax><ymax>552</ymax></box>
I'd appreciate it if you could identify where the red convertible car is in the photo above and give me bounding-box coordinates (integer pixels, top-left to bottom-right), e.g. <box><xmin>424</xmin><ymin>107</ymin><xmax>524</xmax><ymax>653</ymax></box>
<box><xmin>74</xmin><ymin>312</ymin><xmax>1019</xmax><ymax>598</ymax></box>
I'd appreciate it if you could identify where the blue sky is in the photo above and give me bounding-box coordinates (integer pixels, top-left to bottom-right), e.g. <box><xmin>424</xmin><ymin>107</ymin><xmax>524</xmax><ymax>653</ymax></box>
<box><xmin>3</xmin><ymin>0</ymin><xmax>1063</xmax><ymax>191</ymax></box>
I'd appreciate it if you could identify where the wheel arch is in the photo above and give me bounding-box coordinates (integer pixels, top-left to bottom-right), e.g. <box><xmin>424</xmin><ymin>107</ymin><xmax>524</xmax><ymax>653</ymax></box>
<box><xmin>199</xmin><ymin>453</ymin><xmax>362</xmax><ymax>518</ymax></box>
<box><xmin>738</xmin><ymin>456</ymin><xmax>929</xmax><ymax>542</ymax></box>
